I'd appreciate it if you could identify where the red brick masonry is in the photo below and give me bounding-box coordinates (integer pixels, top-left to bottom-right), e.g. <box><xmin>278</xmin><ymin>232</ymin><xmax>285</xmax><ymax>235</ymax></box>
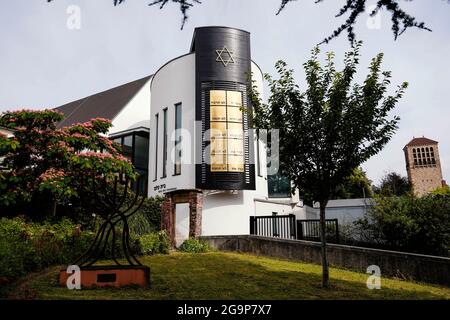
<box><xmin>161</xmin><ymin>189</ymin><xmax>203</xmax><ymax>247</ymax></box>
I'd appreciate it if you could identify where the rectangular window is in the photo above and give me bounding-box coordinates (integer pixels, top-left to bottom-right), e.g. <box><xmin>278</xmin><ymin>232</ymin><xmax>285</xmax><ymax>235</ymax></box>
<box><xmin>123</xmin><ymin>135</ymin><xmax>133</xmax><ymax>161</ymax></box>
<box><xmin>162</xmin><ymin>108</ymin><xmax>168</xmax><ymax>178</ymax></box>
<box><xmin>134</xmin><ymin>135</ymin><xmax>149</xmax><ymax>170</ymax></box>
<box><xmin>174</xmin><ymin>103</ymin><xmax>182</xmax><ymax>175</ymax></box>
<box><xmin>209</xmin><ymin>89</ymin><xmax>244</xmax><ymax>173</ymax></box>
<box><xmin>267</xmin><ymin>132</ymin><xmax>291</xmax><ymax>198</ymax></box>
<box><xmin>256</xmin><ymin>130</ymin><xmax>262</xmax><ymax>177</ymax></box>
<box><xmin>154</xmin><ymin>113</ymin><xmax>159</xmax><ymax>181</ymax></box>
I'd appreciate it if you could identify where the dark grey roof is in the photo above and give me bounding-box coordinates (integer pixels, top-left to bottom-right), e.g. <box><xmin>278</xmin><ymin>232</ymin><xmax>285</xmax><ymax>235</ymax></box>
<box><xmin>55</xmin><ymin>76</ymin><xmax>151</xmax><ymax>128</ymax></box>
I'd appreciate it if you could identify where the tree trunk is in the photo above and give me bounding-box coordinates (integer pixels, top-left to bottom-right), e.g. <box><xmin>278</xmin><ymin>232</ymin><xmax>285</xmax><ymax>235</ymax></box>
<box><xmin>319</xmin><ymin>200</ymin><xmax>329</xmax><ymax>288</ymax></box>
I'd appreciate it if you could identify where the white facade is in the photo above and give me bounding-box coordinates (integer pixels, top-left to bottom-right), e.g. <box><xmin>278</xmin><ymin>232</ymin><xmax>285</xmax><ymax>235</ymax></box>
<box><xmin>48</xmin><ymin>26</ymin><xmax>304</xmax><ymax>241</ymax></box>
<box><xmin>311</xmin><ymin>198</ymin><xmax>375</xmax><ymax>225</ymax></box>
<box><xmin>110</xmin><ymin>78</ymin><xmax>152</xmax><ymax>136</ymax></box>
<box><xmin>149</xmin><ymin>53</ymin><xmax>196</xmax><ymax>194</ymax></box>
<box><xmin>146</xmin><ymin>50</ymin><xmax>300</xmax><ymax>237</ymax></box>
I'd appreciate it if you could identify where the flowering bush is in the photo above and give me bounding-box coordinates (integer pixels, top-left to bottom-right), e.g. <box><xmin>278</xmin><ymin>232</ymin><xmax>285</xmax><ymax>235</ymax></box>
<box><xmin>0</xmin><ymin>109</ymin><xmax>135</xmax><ymax>212</ymax></box>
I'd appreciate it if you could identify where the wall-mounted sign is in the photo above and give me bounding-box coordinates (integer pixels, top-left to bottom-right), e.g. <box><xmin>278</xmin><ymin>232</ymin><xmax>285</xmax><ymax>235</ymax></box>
<box><xmin>215</xmin><ymin>47</ymin><xmax>235</xmax><ymax>67</ymax></box>
<box><xmin>210</xmin><ymin>89</ymin><xmax>244</xmax><ymax>172</ymax></box>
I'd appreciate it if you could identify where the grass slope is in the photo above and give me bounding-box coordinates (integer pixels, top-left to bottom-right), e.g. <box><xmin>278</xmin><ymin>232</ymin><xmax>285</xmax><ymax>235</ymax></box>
<box><xmin>4</xmin><ymin>252</ymin><xmax>450</xmax><ymax>300</ymax></box>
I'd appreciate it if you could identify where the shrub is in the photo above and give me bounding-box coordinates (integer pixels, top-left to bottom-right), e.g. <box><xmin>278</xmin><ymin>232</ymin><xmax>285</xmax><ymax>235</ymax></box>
<box><xmin>123</xmin><ymin>197</ymin><xmax>163</xmax><ymax>236</ymax></box>
<box><xmin>137</xmin><ymin>231</ymin><xmax>170</xmax><ymax>255</ymax></box>
<box><xmin>353</xmin><ymin>194</ymin><xmax>450</xmax><ymax>256</ymax></box>
<box><xmin>178</xmin><ymin>238</ymin><xmax>212</xmax><ymax>253</ymax></box>
<box><xmin>0</xmin><ymin>215</ymin><xmax>170</xmax><ymax>282</ymax></box>
<box><xmin>0</xmin><ymin>217</ymin><xmax>93</xmax><ymax>280</ymax></box>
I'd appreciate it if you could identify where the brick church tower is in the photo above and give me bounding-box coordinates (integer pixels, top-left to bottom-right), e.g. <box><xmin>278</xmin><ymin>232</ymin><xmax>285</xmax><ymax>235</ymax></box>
<box><xmin>403</xmin><ymin>137</ymin><xmax>445</xmax><ymax>196</ymax></box>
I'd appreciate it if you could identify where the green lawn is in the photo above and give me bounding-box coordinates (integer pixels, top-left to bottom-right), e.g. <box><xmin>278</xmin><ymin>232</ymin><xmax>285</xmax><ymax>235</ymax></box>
<box><xmin>4</xmin><ymin>252</ymin><xmax>450</xmax><ymax>300</ymax></box>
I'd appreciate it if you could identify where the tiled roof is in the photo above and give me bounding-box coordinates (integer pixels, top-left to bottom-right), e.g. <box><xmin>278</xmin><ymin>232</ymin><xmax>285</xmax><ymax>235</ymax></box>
<box><xmin>54</xmin><ymin>76</ymin><xmax>151</xmax><ymax>128</ymax></box>
<box><xmin>405</xmin><ymin>137</ymin><xmax>438</xmax><ymax>147</ymax></box>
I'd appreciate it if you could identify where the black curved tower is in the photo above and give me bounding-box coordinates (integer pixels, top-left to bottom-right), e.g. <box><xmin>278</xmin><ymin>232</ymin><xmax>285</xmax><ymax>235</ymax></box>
<box><xmin>192</xmin><ymin>26</ymin><xmax>256</xmax><ymax>190</ymax></box>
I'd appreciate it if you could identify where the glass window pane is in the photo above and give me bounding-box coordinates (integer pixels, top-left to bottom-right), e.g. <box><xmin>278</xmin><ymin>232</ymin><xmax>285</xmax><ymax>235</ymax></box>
<box><xmin>154</xmin><ymin>114</ymin><xmax>159</xmax><ymax>180</ymax></box>
<box><xmin>227</xmin><ymin>106</ymin><xmax>243</xmax><ymax>123</ymax></box>
<box><xmin>228</xmin><ymin>139</ymin><xmax>243</xmax><ymax>156</ymax></box>
<box><xmin>227</xmin><ymin>155</ymin><xmax>244</xmax><ymax>172</ymax></box>
<box><xmin>123</xmin><ymin>135</ymin><xmax>133</xmax><ymax>160</ymax></box>
<box><xmin>210</xmin><ymin>138</ymin><xmax>227</xmax><ymax>155</ymax></box>
<box><xmin>227</xmin><ymin>122</ymin><xmax>243</xmax><ymax>140</ymax></box>
<box><xmin>134</xmin><ymin>135</ymin><xmax>149</xmax><ymax>170</ymax></box>
<box><xmin>210</xmin><ymin>106</ymin><xmax>227</xmax><ymax>122</ymax></box>
<box><xmin>211</xmin><ymin>154</ymin><xmax>227</xmax><ymax>172</ymax></box>
<box><xmin>268</xmin><ymin>174</ymin><xmax>291</xmax><ymax>198</ymax></box>
<box><xmin>174</xmin><ymin>103</ymin><xmax>182</xmax><ymax>175</ymax></box>
<box><xmin>162</xmin><ymin>108</ymin><xmax>167</xmax><ymax>177</ymax></box>
<box><xmin>226</xmin><ymin>91</ymin><xmax>242</xmax><ymax>107</ymax></box>
<box><xmin>210</xmin><ymin>90</ymin><xmax>226</xmax><ymax>106</ymax></box>
<box><xmin>210</xmin><ymin>122</ymin><xmax>227</xmax><ymax>139</ymax></box>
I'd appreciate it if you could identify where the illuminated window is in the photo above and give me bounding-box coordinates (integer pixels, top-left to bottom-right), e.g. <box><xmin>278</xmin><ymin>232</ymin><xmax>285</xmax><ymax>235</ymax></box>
<box><xmin>209</xmin><ymin>90</ymin><xmax>244</xmax><ymax>173</ymax></box>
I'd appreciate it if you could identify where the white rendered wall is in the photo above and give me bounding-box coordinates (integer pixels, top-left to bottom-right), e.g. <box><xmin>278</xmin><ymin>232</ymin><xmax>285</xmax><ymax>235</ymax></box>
<box><xmin>321</xmin><ymin>206</ymin><xmax>369</xmax><ymax>225</ymax></box>
<box><xmin>148</xmin><ymin>54</ymin><xmax>196</xmax><ymax>197</ymax></box>
<box><xmin>110</xmin><ymin>78</ymin><xmax>152</xmax><ymax>135</ymax></box>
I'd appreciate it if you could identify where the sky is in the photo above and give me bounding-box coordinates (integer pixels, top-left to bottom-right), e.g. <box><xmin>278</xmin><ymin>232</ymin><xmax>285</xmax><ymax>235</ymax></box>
<box><xmin>0</xmin><ymin>0</ymin><xmax>449</xmax><ymax>185</ymax></box>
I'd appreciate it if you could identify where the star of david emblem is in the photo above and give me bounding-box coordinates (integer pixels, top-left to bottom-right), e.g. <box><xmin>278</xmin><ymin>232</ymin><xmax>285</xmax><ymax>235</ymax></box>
<box><xmin>216</xmin><ymin>47</ymin><xmax>235</xmax><ymax>67</ymax></box>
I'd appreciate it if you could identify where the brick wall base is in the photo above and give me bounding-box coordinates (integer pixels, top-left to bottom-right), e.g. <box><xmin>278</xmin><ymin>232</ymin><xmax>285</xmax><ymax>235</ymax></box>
<box><xmin>161</xmin><ymin>189</ymin><xmax>203</xmax><ymax>247</ymax></box>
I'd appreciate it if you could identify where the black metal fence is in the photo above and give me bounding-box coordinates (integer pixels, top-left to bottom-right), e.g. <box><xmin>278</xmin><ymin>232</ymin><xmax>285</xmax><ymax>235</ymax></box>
<box><xmin>250</xmin><ymin>214</ymin><xmax>297</xmax><ymax>239</ymax></box>
<box><xmin>249</xmin><ymin>215</ymin><xmax>339</xmax><ymax>243</ymax></box>
<box><xmin>296</xmin><ymin>219</ymin><xmax>339</xmax><ymax>243</ymax></box>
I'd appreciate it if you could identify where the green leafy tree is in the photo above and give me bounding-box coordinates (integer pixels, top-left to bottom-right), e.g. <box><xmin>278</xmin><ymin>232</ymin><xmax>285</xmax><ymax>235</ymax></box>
<box><xmin>277</xmin><ymin>0</ymin><xmax>432</xmax><ymax>44</ymax></box>
<box><xmin>374</xmin><ymin>171</ymin><xmax>411</xmax><ymax>196</ymax></box>
<box><xmin>0</xmin><ymin>109</ymin><xmax>135</xmax><ymax>217</ymax></box>
<box><xmin>302</xmin><ymin>167</ymin><xmax>373</xmax><ymax>205</ymax></box>
<box><xmin>250</xmin><ymin>42</ymin><xmax>408</xmax><ymax>287</ymax></box>
<box><xmin>431</xmin><ymin>185</ymin><xmax>450</xmax><ymax>196</ymax></box>
<box><xmin>334</xmin><ymin>167</ymin><xmax>373</xmax><ymax>199</ymax></box>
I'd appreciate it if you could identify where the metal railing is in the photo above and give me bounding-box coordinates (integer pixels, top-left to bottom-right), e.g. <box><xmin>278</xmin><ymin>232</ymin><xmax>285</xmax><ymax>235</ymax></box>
<box><xmin>250</xmin><ymin>215</ymin><xmax>339</xmax><ymax>243</ymax></box>
<box><xmin>250</xmin><ymin>214</ymin><xmax>297</xmax><ymax>239</ymax></box>
<box><xmin>296</xmin><ymin>219</ymin><xmax>339</xmax><ymax>243</ymax></box>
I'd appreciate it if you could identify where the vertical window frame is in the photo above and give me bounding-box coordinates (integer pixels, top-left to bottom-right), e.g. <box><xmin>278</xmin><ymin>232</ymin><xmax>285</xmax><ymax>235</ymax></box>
<box><xmin>174</xmin><ymin>102</ymin><xmax>182</xmax><ymax>176</ymax></box>
<box><xmin>256</xmin><ymin>129</ymin><xmax>262</xmax><ymax>177</ymax></box>
<box><xmin>161</xmin><ymin>108</ymin><xmax>168</xmax><ymax>179</ymax></box>
<box><xmin>154</xmin><ymin>113</ymin><xmax>159</xmax><ymax>181</ymax></box>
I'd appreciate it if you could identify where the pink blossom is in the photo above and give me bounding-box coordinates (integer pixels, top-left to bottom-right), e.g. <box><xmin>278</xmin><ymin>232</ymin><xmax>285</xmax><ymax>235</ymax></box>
<box><xmin>70</xmin><ymin>133</ymin><xmax>90</xmax><ymax>139</ymax></box>
<box><xmin>39</xmin><ymin>168</ymin><xmax>66</xmax><ymax>181</ymax></box>
<box><xmin>91</xmin><ymin>117</ymin><xmax>112</xmax><ymax>124</ymax></box>
<box><xmin>78</xmin><ymin>151</ymin><xmax>130</xmax><ymax>163</ymax></box>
